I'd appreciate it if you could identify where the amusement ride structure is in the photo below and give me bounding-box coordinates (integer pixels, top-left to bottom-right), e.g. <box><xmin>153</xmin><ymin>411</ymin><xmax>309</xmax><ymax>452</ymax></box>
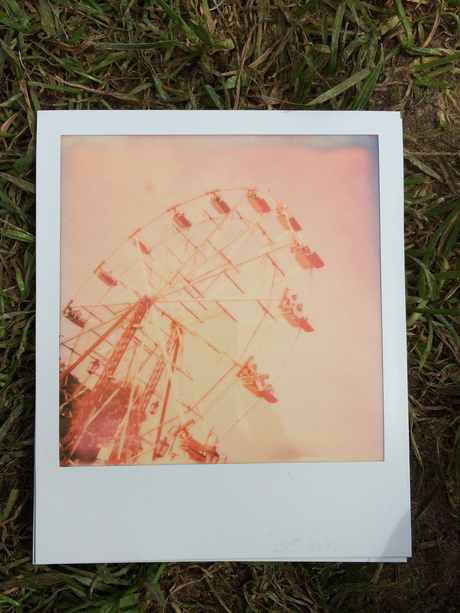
<box><xmin>59</xmin><ymin>188</ymin><xmax>324</xmax><ymax>466</ymax></box>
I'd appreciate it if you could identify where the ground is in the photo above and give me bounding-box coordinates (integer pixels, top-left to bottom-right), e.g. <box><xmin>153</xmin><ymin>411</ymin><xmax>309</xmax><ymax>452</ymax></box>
<box><xmin>0</xmin><ymin>1</ymin><xmax>459</xmax><ymax>611</ymax></box>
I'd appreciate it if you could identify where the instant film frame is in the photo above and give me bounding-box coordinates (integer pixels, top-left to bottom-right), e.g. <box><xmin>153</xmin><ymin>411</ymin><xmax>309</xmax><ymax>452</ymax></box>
<box><xmin>35</xmin><ymin>110</ymin><xmax>410</xmax><ymax>563</ymax></box>
<box><xmin>59</xmin><ymin>133</ymin><xmax>383</xmax><ymax>467</ymax></box>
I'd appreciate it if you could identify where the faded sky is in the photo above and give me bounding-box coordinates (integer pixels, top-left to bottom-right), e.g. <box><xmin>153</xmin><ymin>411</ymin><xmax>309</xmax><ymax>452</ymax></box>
<box><xmin>61</xmin><ymin>135</ymin><xmax>383</xmax><ymax>463</ymax></box>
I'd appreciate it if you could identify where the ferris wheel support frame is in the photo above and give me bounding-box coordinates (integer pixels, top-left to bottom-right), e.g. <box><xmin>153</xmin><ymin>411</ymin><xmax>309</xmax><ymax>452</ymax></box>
<box><xmin>153</xmin><ymin>330</ymin><xmax>181</xmax><ymax>458</ymax></box>
<box><xmin>60</xmin><ymin>298</ymin><xmax>143</xmax><ymax>383</ymax></box>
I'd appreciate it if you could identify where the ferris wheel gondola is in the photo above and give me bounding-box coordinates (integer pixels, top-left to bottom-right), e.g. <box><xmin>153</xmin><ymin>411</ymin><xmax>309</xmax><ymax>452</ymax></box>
<box><xmin>59</xmin><ymin>187</ymin><xmax>324</xmax><ymax>466</ymax></box>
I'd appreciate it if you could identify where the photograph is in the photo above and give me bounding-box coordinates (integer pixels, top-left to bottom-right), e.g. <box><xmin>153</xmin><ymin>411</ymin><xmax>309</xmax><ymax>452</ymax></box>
<box><xmin>59</xmin><ymin>134</ymin><xmax>383</xmax><ymax>466</ymax></box>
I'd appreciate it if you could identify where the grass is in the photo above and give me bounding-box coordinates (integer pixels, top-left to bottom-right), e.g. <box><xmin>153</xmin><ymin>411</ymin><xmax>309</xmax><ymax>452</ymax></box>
<box><xmin>0</xmin><ymin>0</ymin><xmax>459</xmax><ymax>611</ymax></box>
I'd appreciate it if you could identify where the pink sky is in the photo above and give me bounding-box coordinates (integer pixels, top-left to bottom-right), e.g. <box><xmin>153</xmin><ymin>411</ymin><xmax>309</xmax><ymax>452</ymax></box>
<box><xmin>60</xmin><ymin>135</ymin><xmax>383</xmax><ymax>464</ymax></box>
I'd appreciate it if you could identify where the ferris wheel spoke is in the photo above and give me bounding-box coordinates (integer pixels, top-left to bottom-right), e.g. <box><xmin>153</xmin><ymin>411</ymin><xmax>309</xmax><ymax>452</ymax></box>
<box><xmin>164</xmin><ymin>247</ymin><xmax>211</xmax><ymax>310</ymax></box>
<box><xmin>220</xmin><ymin>218</ymin><xmax>289</xmax><ymax>281</ymax></box>
<box><xmin>95</xmin><ymin>267</ymin><xmax>143</xmax><ymax>300</ymax></box>
<box><xmin>236</xmin><ymin>214</ymin><xmax>289</xmax><ymax>276</ymax></box>
<box><xmin>68</xmin><ymin>301</ymin><xmax>134</xmax><ymax>311</ymax></box>
<box><xmin>236</xmin><ymin>273</ymin><xmax>282</xmax><ymax>360</ymax></box>
<box><xmin>233</xmin><ymin>209</ymin><xmax>275</xmax><ymax>248</ymax></box>
<box><xmin>242</xmin><ymin>309</ymin><xmax>280</xmax><ymax>362</ymax></box>
<box><xmin>216</xmin><ymin>396</ymin><xmax>262</xmax><ymax>445</ymax></box>
<box><xmin>164</xmin><ymin>232</ymin><xmax>244</xmax><ymax>307</ymax></box>
<box><xmin>235</xmin><ymin>204</ymin><xmax>285</xmax><ymax>246</ymax></box>
<box><xmin>189</xmin><ymin>365</ymin><xmax>240</xmax><ymax>424</ymax></box>
<box><xmin>138</xmin><ymin>361</ymin><xmax>238</xmax><ymax>454</ymax></box>
<box><xmin>212</xmin><ymin>239</ymin><xmax>290</xmax><ymax>286</ymax></box>
<box><xmin>155</xmin><ymin>296</ymin><xmax>283</xmax><ymax>304</ymax></box>
<box><xmin>154</xmin><ymin>304</ymin><xmax>244</xmax><ymax>370</ymax></box>
<box><xmin>238</xmin><ymin>313</ymin><xmax>269</xmax><ymax>360</ymax></box>
<box><xmin>160</xmin><ymin>240</ymin><xmax>291</xmax><ymax>303</ymax></box>
<box><xmin>129</xmin><ymin>236</ymin><xmax>209</xmax><ymax>317</ymax></box>
<box><xmin>206</xmin><ymin>246</ymin><xmax>245</xmax><ymax>292</ymax></box>
<box><xmin>137</xmin><ymin>237</ymin><xmax>205</xmax><ymax>316</ymax></box>
<box><xmin>179</xmin><ymin>301</ymin><xmax>205</xmax><ymax>322</ymax></box>
<box><xmin>184</xmin><ymin>207</ymin><xmax>277</xmax><ymax>281</ymax></box>
<box><xmin>305</xmin><ymin>267</ymin><xmax>314</xmax><ymax>316</ymax></box>
<box><xmin>203</xmin><ymin>262</ymin><xmax>278</xmax><ymax>320</ymax></box>
<box><xmin>156</xmin><ymin>243</ymin><xmax>212</xmax><ymax>302</ymax></box>
<box><xmin>158</xmin><ymin>255</ymin><xmax>241</xmax><ymax>324</ymax></box>
<box><xmin>187</xmin><ymin>261</ymin><xmax>245</xmax><ymax>305</ymax></box>
<box><xmin>160</xmin><ymin>206</ymin><xmax>275</xmax><ymax>297</ymax></box>
<box><xmin>272</xmin><ymin>328</ymin><xmax>302</xmax><ymax>383</ymax></box>
<box><xmin>164</xmin><ymin>191</ymin><xmax>247</xmax><ymax>291</ymax></box>
<box><xmin>61</xmin><ymin>306</ymin><xmax>134</xmax><ymax>346</ymax></box>
<box><xmin>150</xmin><ymin>212</ymin><xmax>175</xmax><ymax>296</ymax></box>
<box><xmin>131</xmin><ymin>235</ymin><xmax>152</xmax><ymax>296</ymax></box>
<box><xmin>156</xmin><ymin>291</ymin><xmax>206</xmax><ymax>324</ymax></box>
<box><xmin>155</xmin><ymin>201</ymin><xmax>280</xmax><ymax>302</ymax></box>
<box><xmin>213</xmin><ymin>300</ymin><xmax>238</xmax><ymax>322</ymax></box>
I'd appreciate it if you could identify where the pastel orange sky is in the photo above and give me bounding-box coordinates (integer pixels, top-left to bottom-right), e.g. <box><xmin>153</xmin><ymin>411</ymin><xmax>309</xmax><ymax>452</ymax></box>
<box><xmin>60</xmin><ymin>135</ymin><xmax>383</xmax><ymax>463</ymax></box>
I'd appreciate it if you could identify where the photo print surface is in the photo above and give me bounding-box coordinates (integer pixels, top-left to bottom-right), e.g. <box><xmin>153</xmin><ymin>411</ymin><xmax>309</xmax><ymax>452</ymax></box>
<box><xmin>59</xmin><ymin>134</ymin><xmax>383</xmax><ymax>467</ymax></box>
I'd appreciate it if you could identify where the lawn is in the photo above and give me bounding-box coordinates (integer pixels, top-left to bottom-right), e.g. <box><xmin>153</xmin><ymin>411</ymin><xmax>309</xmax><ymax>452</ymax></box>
<box><xmin>0</xmin><ymin>0</ymin><xmax>459</xmax><ymax>611</ymax></box>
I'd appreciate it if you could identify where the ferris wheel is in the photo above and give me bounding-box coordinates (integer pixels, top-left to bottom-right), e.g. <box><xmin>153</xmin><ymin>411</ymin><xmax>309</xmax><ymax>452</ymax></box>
<box><xmin>59</xmin><ymin>188</ymin><xmax>324</xmax><ymax>466</ymax></box>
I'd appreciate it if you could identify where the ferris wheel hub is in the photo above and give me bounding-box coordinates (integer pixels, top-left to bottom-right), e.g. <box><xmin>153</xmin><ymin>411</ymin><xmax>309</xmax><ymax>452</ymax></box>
<box><xmin>141</xmin><ymin>295</ymin><xmax>154</xmax><ymax>307</ymax></box>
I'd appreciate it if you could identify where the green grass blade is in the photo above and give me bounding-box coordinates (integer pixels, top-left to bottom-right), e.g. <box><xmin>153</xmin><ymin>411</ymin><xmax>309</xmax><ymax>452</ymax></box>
<box><xmin>407</xmin><ymin>307</ymin><xmax>460</xmax><ymax>315</ymax></box>
<box><xmin>0</xmin><ymin>172</ymin><xmax>35</xmax><ymax>194</ymax></box>
<box><xmin>392</xmin><ymin>0</ymin><xmax>414</xmax><ymax>48</ymax></box>
<box><xmin>352</xmin><ymin>45</ymin><xmax>384</xmax><ymax>108</ymax></box>
<box><xmin>97</xmin><ymin>41</ymin><xmax>188</xmax><ymax>51</ymax></box>
<box><xmin>412</xmin><ymin>52</ymin><xmax>460</xmax><ymax>72</ymax></box>
<box><xmin>330</xmin><ymin>2</ymin><xmax>346</xmax><ymax>75</ymax></box>
<box><xmin>405</xmin><ymin>153</ymin><xmax>444</xmax><ymax>182</ymax></box>
<box><xmin>156</xmin><ymin>0</ymin><xmax>199</xmax><ymax>44</ymax></box>
<box><xmin>28</xmin><ymin>81</ymin><xmax>80</xmax><ymax>93</ymax></box>
<box><xmin>38</xmin><ymin>0</ymin><xmax>57</xmax><ymax>37</ymax></box>
<box><xmin>2</xmin><ymin>229</ymin><xmax>35</xmax><ymax>242</ymax></box>
<box><xmin>307</xmin><ymin>68</ymin><xmax>370</xmax><ymax>106</ymax></box>
<box><xmin>205</xmin><ymin>84</ymin><xmax>223</xmax><ymax>109</ymax></box>
<box><xmin>0</xmin><ymin>488</ymin><xmax>19</xmax><ymax>520</ymax></box>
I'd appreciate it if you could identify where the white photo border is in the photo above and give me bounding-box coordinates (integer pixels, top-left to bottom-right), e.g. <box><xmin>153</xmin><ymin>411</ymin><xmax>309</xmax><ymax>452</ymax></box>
<box><xmin>35</xmin><ymin>110</ymin><xmax>410</xmax><ymax>563</ymax></box>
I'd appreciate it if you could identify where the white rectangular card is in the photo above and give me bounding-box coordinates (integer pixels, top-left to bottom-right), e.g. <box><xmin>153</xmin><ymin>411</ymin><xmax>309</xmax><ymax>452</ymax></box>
<box><xmin>35</xmin><ymin>110</ymin><xmax>410</xmax><ymax>563</ymax></box>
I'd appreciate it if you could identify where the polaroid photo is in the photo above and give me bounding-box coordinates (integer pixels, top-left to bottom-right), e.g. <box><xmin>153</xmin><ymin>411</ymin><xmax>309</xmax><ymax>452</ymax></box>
<box><xmin>35</xmin><ymin>110</ymin><xmax>410</xmax><ymax>563</ymax></box>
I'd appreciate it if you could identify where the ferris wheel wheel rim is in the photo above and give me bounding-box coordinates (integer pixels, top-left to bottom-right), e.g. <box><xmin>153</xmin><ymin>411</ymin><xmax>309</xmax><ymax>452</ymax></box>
<box><xmin>59</xmin><ymin>187</ymin><xmax>317</xmax><ymax>465</ymax></box>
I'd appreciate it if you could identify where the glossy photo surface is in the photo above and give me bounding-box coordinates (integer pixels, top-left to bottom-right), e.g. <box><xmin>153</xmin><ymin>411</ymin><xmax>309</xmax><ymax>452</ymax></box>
<box><xmin>59</xmin><ymin>135</ymin><xmax>383</xmax><ymax>466</ymax></box>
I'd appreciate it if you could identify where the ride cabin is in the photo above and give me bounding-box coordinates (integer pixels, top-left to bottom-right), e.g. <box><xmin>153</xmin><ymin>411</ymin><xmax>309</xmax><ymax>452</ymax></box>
<box><xmin>237</xmin><ymin>358</ymin><xmax>278</xmax><ymax>403</ymax></box>
<box><xmin>64</xmin><ymin>303</ymin><xmax>87</xmax><ymax>328</ymax></box>
<box><xmin>290</xmin><ymin>239</ymin><xmax>324</xmax><ymax>270</ymax></box>
<box><xmin>279</xmin><ymin>288</ymin><xmax>314</xmax><ymax>332</ymax></box>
